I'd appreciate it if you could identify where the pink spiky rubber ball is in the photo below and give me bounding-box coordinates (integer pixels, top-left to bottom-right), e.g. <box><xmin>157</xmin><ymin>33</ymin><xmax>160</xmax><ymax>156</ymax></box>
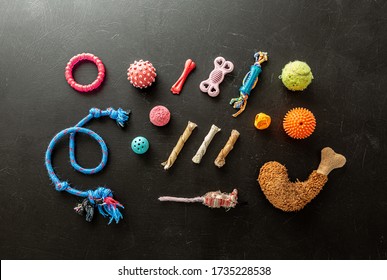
<box><xmin>149</xmin><ymin>105</ymin><xmax>170</xmax><ymax>126</ymax></box>
<box><xmin>127</xmin><ymin>60</ymin><xmax>157</xmax><ymax>89</ymax></box>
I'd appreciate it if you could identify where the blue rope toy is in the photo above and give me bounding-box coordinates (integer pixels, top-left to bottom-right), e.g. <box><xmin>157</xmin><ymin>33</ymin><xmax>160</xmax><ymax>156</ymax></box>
<box><xmin>230</xmin><ymin>51</ymin><xmax>268</xmax><ymax>117</ymax></box>
<box><xmin>45</xmin><ymin>107</ymin><xmax>130</xmax><ymax>224</ymax></box>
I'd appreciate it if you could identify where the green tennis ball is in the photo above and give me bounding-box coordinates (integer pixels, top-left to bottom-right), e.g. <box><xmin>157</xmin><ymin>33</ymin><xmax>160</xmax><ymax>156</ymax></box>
<box><xmin>280</xmin><ymin>61</ymin><xmax>313</xmax><ymax>91</ymax></box>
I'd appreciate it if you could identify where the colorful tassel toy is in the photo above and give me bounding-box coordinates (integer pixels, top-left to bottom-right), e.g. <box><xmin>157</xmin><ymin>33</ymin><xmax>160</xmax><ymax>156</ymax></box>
<box><xmin>230</xmin><ymin>51</ymin><xmax>268</xmax><ymax>117</ymax></box>
<box><xmin>45</xmin><ymin>107</ymin><xmax>130</xmax><ymax>224</ymax></box>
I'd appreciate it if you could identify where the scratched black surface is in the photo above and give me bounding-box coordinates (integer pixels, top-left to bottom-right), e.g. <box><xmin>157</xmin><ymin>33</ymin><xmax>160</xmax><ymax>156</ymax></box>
<box><xmin>0</xmin><ymin>0</ymin><xmax>386</xmax><ymax>260</ymax></box>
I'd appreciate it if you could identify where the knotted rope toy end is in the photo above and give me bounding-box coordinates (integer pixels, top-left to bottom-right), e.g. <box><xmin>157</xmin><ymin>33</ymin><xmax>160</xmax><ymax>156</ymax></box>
<box><xmin>74</xmin><ymin>187</ymin><xmax>124</xmax><ymax>224</ymax></box>
<box><xmin>107</xmin><ymin>107</ymin><xmax>130</xmax><ymax>127</ymax></box>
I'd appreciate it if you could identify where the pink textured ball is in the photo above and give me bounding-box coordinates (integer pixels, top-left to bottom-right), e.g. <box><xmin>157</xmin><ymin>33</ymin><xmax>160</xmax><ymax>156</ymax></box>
<box><xmin>127</xmin><ymin>60</ymin><xmax>157</xmax><ymax>89</ymax></box>
<box><xmin>149</xmin><ymin>105</ymin><xmax>171</xmax><ymax>126</ymax></box>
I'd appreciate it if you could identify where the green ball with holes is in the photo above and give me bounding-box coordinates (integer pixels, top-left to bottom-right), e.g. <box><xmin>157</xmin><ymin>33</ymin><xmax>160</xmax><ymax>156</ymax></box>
<box><xmin>280</xmin><ymin>60</ymin><xmax>313</xmax><ymax>91</ymax></box>
<box><xmin>131</xmin><ymin>136</ymin><xmax>149</xmax><ymax>154</ymax></box>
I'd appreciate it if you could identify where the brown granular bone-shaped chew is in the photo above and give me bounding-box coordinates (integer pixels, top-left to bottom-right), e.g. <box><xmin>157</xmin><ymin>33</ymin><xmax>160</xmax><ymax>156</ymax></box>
<box><xmin>257</xmin><ymin>147</ymin><xmax>346</xmax><ymax>211</ymax></box>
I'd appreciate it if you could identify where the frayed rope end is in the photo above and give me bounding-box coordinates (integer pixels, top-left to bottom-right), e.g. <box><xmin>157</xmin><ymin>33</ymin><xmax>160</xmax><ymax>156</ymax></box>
<box><xmin>74</xmin><ymin>187</ymin><xmax>124</xmax><ymax>224</ymax></box>
<box><xmin>90</xmin><ymin>107</ymin><xmax>131</xmax><ymax>127</ymax></box>
<box><xmin>98</xmin><ymin>196</ymin><xmax>124</xmax><ymax>225</ymax></box>
<box><xmin>230</xmin><ymin>94</ymin><xmax>248</xmax><ymax>118</ymax></box>
<box><xmin>107</xmin><ymin>107</ymin><xmax>130</xmax><ymax>127</ymax></box>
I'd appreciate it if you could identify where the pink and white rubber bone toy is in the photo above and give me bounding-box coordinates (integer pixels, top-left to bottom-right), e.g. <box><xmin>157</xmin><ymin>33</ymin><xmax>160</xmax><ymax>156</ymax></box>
<box><xmin>200</xmin><ymin>57</ymin><xmax>234</xmax><ymax>97</ymax></box>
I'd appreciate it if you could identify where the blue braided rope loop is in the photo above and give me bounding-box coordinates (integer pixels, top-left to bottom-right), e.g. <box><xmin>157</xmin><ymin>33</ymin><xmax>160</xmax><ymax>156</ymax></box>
<box><xmin>45</xmin><ymin>107</ymin><xmax>129</xmax><ymax>224</ymax></box>
<box><xmin>69</xmin><ymin>108</ymin><xmax>129</xmax><ymax>174</ymax></box>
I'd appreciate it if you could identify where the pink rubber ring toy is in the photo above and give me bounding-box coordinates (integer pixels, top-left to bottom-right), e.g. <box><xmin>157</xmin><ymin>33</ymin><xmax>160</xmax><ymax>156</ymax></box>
<box><xmin>65</xmin><ymin>53</ymin><xmax>105</xmax><ymax>92</ymax></box>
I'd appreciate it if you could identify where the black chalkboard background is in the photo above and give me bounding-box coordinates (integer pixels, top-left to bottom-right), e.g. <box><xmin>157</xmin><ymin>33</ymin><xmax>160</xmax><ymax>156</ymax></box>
<box><xmin>0</xmin><ymin>0</ymin><xmax>386</xmax><ymax>259</ymax></box>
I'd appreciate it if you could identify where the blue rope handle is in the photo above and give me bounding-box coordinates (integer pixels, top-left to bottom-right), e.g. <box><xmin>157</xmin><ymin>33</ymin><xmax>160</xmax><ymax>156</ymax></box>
<box><xmin>45</xmin><ymin>107</ymin><xmax>130</xmax><ymax>224</ymax></box>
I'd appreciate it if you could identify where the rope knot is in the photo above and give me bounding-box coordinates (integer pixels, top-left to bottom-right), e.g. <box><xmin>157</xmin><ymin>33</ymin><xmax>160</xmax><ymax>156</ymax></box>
<box><xmin>107</xmin><ymin>107</ymin><xmax>130</xmax><ymax>127</ymax></box>
<box><xmin>88</xmin><ymin>187</ymin><xmax>111</xmax><ymax>204</ymax></box>
<box><xmin>107</xmin><ymin>107</ymin><xmax>118</xmax><ymax>119</ymax></box>
<box><xmin>86</xmin><ymin>187</ymin><xmax>124</xmax><ymax>224</ymax></box>
<box><xmin>89</xmin><ymin>108</ymin><xmax>102</xmax><ymax>118</ymax></box>
<box><xmin>56</xmin><ymin>181</ymin><xmax>69</xmax><ymax>191</ymax></box>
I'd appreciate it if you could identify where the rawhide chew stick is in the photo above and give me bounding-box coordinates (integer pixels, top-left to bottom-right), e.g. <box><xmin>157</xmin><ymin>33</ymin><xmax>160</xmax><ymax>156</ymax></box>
<box><xmin>159</xmin><ymin>189</ymin><xmax>238</xmax><ymax>209</ymax></box>
<box><xmin>214</xmin><ymin>129</ymin><xmax>240</xmax><ymax>168</ymax></box>
<box><xmin>258</xmin><ymin>147</ymin><xmax>346</xmax><ymax>212</ymax></box>
<box><xmin>171</xmin><ymin>59</ymin><xmax>196</xmax><ymax>94</ymax></box>
<box><xmin>161</xmin><ymin>121</ymin><xmax>197</xmax><ymax>170</ymax></box>
<box><xmin>192</xmin><ymin>124</ymin><xmax>221</xmax><ymax>164</ymax></box>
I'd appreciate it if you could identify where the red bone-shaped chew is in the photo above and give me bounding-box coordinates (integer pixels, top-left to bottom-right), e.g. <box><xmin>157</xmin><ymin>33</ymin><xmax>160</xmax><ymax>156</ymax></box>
<box><xmin>171</xmin><ymin>59</ymin><xmax>196</xmax><ymax>94</ymax></box>
<box><xmin>200</xmin><ymin>57</ymin><xmax>234</xmax><ymax>97</ymax></box>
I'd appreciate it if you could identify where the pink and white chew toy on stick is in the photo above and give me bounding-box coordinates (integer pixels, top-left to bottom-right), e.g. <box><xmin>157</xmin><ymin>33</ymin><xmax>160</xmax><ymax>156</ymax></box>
<box><xmin>200</xmin><ymin>57</ymin><xmax>234</xmax><ymax>97</ymax></box>
<box><xmin>159</xmin><ymin>189</ymin><xmax>238</xmax><ymax>209</ymax></box>
<box><xmin>171</xmin><ymin>59</ymin><xmax>196</xmax><ymax>94</ymax></box>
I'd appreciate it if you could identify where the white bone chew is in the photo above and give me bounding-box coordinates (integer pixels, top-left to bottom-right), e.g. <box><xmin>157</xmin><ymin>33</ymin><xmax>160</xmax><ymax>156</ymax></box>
<box><xmin>192</xmin><ymin>124</ymin><xmax>221</xmax><ymax>164</ymax></box>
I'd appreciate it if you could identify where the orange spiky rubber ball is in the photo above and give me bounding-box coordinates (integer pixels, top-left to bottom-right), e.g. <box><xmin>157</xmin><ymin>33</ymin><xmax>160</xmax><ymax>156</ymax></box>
<box><xmin>283</xmin><ymin>107</ymin><xmax>316</xmax><ymax>139</ymax></box>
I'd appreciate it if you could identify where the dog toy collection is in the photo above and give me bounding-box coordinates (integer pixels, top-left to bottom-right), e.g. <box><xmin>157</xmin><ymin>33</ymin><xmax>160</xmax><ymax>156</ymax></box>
<box><xmin>46</xmin><ymin>51</ymin><xmax>346</xmax><ymax>224</ymax></box>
